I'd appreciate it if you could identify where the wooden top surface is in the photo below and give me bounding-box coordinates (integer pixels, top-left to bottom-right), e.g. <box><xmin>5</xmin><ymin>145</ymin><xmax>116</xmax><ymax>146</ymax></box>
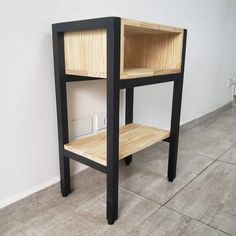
<box><xmin>122</xmin><ymin>18</ymin><xmax>184</xmax><ymax>35</ymax></box>
<box><xmin>64</xmin><ymin>123</ymin><xmax>170</xmax><ymax>166</ymax></box>
<box><xmin>63</xmin><ymin>17</ymin><xmax>184</xmax><ymax>80</ymax></box>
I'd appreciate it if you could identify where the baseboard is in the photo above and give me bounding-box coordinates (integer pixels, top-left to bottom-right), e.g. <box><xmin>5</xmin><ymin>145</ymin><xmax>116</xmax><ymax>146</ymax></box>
<box><xmin>180</xmin><ymin>101</ymin><xmax>233</xmax><ymax>132</ymax></box>
<box><xmin>0</xmin><ymin>165</ymin><xmax>87</xmax><ymax>209</ymax></box>
<box><xmin>0</xmin><ymin>176</ymin><xmax>60</xmax><ymax>209</ymax></box>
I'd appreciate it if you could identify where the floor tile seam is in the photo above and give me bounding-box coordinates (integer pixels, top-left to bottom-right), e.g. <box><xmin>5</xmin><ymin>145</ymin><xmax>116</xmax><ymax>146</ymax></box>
<box><xmin>164</xmin><ymin>205</ymin><xmax>232</xmax><ymax>236</ymax></box>
<box><xmin>215</xmin><ymin>159</ymin><xmax>236</xmax><ymax>166</ymax></box>
<box><xmin>180</xmin><ymin>149</ymin><xmax>217</xmax><ymax>160</ymax></box>
<box><xmin>120</xmin><ymin>156</ymin><xmax>216</xmax><ymax>208</ymax></box>
<box><xmin>119</xmin><ymin>186</ymin><xmax>162</xmax><ymax>206</ymax></box>
<box><xmin>127</xmin><ymin>205</ymin><xmax>164</xmax><ymax>235</ymax></box>
<box><xmin>180</xmin><ymin>142</ymin><xmax>235</xmax><ymax>161</ymax></box>
<box><xmin>118</xmin><ymin>186</ymin><xmax>164</xmax><ymax>235</ymax></box>
<box><xmin>215</xmin><ymin>142</ymin><xmax>236</xmax><ymax>162</ymax></box>
<box><xmin>162</xmin><ymin>158</ymin><xmax>217</xmax><ymax>206</ymax></box>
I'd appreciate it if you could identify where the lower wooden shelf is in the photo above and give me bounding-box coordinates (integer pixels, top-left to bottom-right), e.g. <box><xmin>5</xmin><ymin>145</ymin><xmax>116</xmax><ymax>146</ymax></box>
<box><xmin>64</xmin><ymin>123</ymin><xmax>170</xmax><ymax>166</ymax></box>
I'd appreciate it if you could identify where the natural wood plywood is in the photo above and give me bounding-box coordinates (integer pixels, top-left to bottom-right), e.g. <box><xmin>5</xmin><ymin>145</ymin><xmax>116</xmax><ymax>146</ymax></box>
<box><xmin>120</xmin><ymin>18</ymin><xmax>183</xmax><ymax>79</ymax></box>
<box><xmin>121</xmin><ymin>18</ymin><xmax>183</xmax><ymax>35</ymax></box>
<box><xmin>123</xmin><ymin>34</ymin><xmax>183</xmax><ymax>70</ymax></box>
<box><xmin>64</xmin><ymin>123</ymin><xmax>170</xmax><ymax>166</ymax></box>
<box><xmin>63</xmin><ymin>18</ymin><xmax>184</xmax><ymax>79</ymax></box>
<box><xmin>121</xmin><ymin>68</ymin><xmax>180</xmax><ymax>79</ymax></box>
<box><xmin>64</xmin><ymin>29</ymin><xmax>107</xmax><ymax>78</ymax></box>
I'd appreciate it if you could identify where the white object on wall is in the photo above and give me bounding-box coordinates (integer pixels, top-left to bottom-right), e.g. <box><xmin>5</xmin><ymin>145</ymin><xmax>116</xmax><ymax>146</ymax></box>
<box><xmin>93</xmin><ymin>113</ymin><xmax>107</xmax><ymax>132</ymax></box>
<box><xmin>69</xmin><ymin>117</ymin><xmax>93</xmax><ymax>140</ymax></box>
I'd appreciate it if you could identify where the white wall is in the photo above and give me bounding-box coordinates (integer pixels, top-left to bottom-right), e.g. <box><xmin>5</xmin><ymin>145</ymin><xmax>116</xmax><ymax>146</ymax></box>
<box><xmin>1</xmin><ymin>0</ymin><xmax>236</xmax><ymax>208</ymax></box>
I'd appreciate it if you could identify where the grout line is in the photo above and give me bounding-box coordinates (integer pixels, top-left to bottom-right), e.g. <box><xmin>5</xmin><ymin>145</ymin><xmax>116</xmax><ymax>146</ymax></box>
<box><xmin>184</xmin><ymin>150</ymin><xmax>216</xmax><ymax>159</ymax></box>
<box><xmin>121</xmin><ymin>158</ymin><xmax>214</xmax><ymax>206</ymax></box>
<box><xmin>215</xmin><ymin>142</ymin><xmax>236</xmax><ymax>165</ymax></box>
<box><xmin>162</xmin><ymin>161</ymin><xmax>216</xmax><ymax>206</ymax></box>
<box><xmin>164</xmin><ymin>206</ymin><xmax>232</xmax><ymax>236</ymax></box>
<box><xmin>118</xmin><ymin>186</ymin><xmax>158</xmax><ymax>203</ymax></box>
<box><xmin>214</xmin><ymin>143</ymin><xmax>236</xmax><ymax>163</ymax></box>
<box><xmin>179</xmin><ymin>136</ymin><xmax>236</xmax><ymax>161</ymax></box>
<box><xmin>179</xmin><ymin>149</ymin><xmax>217</xmax><ymax>160</ymax></box>
<box><xmin>120</xmin><ymin>145</ymin><xmax>234</xmax><ymax>207</ymax></box>
<box><xmin>127</xmin><ymin>206</ymin><xmax>163</xmax><ymax>235</ymax></box>
<box><xmin>119</xmin><ymin>185</ymin><xmax>164</xmax><ymax>207</ymax></box>
<box><xmin>216</xmin><ymin>159</ymin><xmax>236</xmax><ymax>166</ymax></box>
<box><xmin>119</xmin><ymin>184</ymin><xmax>162</xmax><ymax>204</ymax></box>
<box><xmin>119</xmin><ymin>186</ymin><xmax>164</xmax><ymax>235</ymax></box>
<box><xmin>158</xmin><ymin>146</ymin><xmax>236</xmax><ymax>235</ymax></box>
<box><xmin>163</xmin><ymin>142</ymin><xmax>236</xmax><ymax>206</ymax></box>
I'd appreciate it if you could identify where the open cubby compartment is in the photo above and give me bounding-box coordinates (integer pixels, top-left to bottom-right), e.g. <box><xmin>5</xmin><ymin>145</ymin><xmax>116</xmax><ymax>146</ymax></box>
<box><xmin>64</xmin><ymin>18</ymin><xmax>184</xmax><ymax>79</ymax></box>
<box><xmin>120</xmin><ymin>19</ymin><xmax>184</xmax><ymax>79</ymax></box>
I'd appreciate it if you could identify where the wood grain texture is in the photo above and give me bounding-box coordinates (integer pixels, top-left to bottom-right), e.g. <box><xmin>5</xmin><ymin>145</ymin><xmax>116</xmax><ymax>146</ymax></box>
<box><xmin>120</xmin><ymin>18</ymin><xmax>183</xmax><ymax>79</ymax></box>
<box><xmin>123</xmin><ymin>33</ymin><xmax>183</xmax><ymax>69</ymax></box>
<box><xmin>120</xmin><ymin>68</ymin><xmax>180</xmax><ymax>79</ymax></box>
<box><xmin>121</xmin><ymin>18</ymin><xmax>183</xmax><ymax>35</ymax></box>
<box><xmin>64</xmin><ymin>29</ymin><xmax>107</xmax><ymax>78</ymax></box>
<box><xmin>64</xmin><ymin>123</ymin><xmax>170</xmax><ymax>166</ymax></box>
<box><xmin>63</xmin><ymin>18</ymin><xmax>184</xmax><ymax>79</ymax></box>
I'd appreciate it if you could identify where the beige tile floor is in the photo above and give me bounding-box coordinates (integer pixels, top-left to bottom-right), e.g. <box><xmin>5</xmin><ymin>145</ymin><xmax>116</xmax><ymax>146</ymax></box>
<box><xmin>1</xmin><ymin>104</ymin><xmax>235</xmax><ymax>235</ymax></box>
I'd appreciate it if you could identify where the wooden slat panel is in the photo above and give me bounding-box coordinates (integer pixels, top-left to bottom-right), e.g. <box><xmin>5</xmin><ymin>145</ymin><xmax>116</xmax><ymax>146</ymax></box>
<box><xmin>64</xmin><ymin>29</ymin><xmax>107</xmax><ymax>78</ymax></box>
<box><xmin>64</xmin><ymin>123</ymin><xmax>170</xmax><ymax>166</ymax></box>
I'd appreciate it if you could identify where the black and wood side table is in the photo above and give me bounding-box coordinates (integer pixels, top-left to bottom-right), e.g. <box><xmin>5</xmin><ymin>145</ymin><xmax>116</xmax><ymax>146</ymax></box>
<box><xmin>52</xmin><ymin>17</ymin><xmax>187</xmax><ymax>225</ymax></box>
